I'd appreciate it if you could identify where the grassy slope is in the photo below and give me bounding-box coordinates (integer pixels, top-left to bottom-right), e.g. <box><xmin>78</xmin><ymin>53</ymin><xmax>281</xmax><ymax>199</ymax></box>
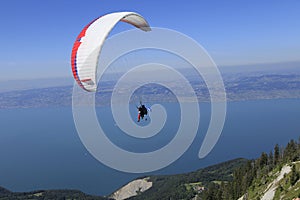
<box><xmin>0</xmin><ymin>188</ymin><xmax>107</xmax><ymax>200</ymax></box>
<box><xmin>128</xmin><ymin>158</ymin><xmax>247</xmax><ymax>200</ymax></box>
<box><xmin>245</xmin><ymin>162</ymin><xmax>300</xmax><ymax>200</ymax></box>
<box><xmin>274</xmin><ymin>162</ymin><xmax>300</xmax><ymax>200</ymax></box>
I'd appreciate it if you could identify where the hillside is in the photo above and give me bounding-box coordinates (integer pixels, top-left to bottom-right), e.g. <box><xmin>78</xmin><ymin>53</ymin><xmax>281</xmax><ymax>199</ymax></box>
<box><xmin>108</xmin><ymin>138</ymin><xmax>300</xmax><ymax>200</ymax></box>
<box><xmin>110</xmin><ymin>177</ymin><xmax>153</xmax><ymax>200</ymax></box>
<box><xmin>236</xmin><ymin>161</ymin><xmax>300</xmax><ymax>200</ymax></box>
<box><xmin>0</xmin><ymin>187</ymin><xmax>107</xmax><ymax>200</ymax></box>
<box><xmin>274</xmin><ymin>162</ymin><xmax>300</xmax><ymax>199</ymax></box>
<box><xmin>192</xmin><ymin>139</ymin><xmax>300</xmax><ymax>200</ymax></box>
<box><xmin>116</xmin><ymin>158</ymin><xmax>248</xmax><ymax>200</ymax></box>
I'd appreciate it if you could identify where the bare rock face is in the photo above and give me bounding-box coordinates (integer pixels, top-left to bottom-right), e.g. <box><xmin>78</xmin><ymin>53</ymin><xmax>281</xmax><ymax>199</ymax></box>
<box><xmin>261</xmin><ymin>164</ymin><xmax>292</xmax><ymax>200</ymax></box>
<box><xmin>110</xmin><ymin>177</ymin><xmax>152</xmax><ymax>200</ymax></box>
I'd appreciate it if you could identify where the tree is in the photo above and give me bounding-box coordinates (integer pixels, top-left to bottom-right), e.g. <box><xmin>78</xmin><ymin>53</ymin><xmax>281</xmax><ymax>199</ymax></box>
<box><xmin>268</xmin><ymin>150</ymin><xmax>274</xmax><ymax>170</ymax></box>
<box><xmin>202</xmin><ymin>182</ymin><xmax>217</xmax><ymax>200</ymax></box>
<box><xmin>274</xmin><ymin>144</ymin><xmax>280</xmax><ymax>165</ymax></box>
<box><xmin>284</xmin><ymin>139</ymin><xmax>298</xmax><ymax>162</ymax></box>
<box><xmin>259</xmin><ymin>152</ymin><xmax>268</xmax><ymax>168</ymax></box>
<box><xmin>290</xmin><ymin>164</ymin><xmax>299</xmax><ymax>186</ymax></box>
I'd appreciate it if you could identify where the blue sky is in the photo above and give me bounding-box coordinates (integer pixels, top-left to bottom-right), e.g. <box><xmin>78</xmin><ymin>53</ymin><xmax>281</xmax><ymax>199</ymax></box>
<box><xmin>0</xmin><ymin>0</ymin><xmax>299</xmax><ymax>80</ymax></box>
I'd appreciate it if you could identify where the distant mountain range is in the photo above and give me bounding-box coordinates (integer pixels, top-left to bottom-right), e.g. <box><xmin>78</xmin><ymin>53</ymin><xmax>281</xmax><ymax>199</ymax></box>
<box><xmin>0</xmin><ymin>74</ymin><xmax>300</xmax><ymax>109</ymax></box>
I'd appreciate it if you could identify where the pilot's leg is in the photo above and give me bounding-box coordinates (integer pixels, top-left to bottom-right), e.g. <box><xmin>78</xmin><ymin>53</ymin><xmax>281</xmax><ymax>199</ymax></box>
<box><xmin>137</xmin><ymin>113</ymin><xmax>141</xmax><ymax>122</ymax></box>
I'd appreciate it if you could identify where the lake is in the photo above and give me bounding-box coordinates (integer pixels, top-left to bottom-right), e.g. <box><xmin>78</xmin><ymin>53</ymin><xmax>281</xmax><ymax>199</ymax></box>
<box><xmin>0</xmin><ymin>99</ymin><xmax>300</xmax><ymax>196</ymax></box>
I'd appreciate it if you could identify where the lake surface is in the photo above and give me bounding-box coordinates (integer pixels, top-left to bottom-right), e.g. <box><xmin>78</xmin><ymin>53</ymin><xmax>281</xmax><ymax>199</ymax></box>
<box><xmin>0</xmin><ymin>99</ymin><xmax>300</xmax><ymax>195</ymax></box>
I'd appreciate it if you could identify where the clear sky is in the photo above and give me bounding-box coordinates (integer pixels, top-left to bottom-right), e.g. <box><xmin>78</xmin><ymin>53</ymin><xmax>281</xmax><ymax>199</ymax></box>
<box><xmin>0</xmin><ymin>0</ymin><xmax>299</xmax><ymax>80</ymax></box>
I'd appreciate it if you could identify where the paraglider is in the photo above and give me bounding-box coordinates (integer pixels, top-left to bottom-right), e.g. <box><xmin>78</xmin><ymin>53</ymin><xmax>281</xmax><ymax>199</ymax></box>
<box><xmin>71</xmin><ymin>12</ymin><xmax>151</xmax><ymax>92</ymax></box>
<box><xmin>136</xmin><ymin>101</ymin><xmax>151</xmax><ymax>122</ymax></box>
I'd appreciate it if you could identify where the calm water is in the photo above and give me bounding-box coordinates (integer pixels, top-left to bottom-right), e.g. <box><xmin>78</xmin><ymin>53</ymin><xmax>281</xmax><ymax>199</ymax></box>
<box><xmin>0</xmin><ymin>99</ymin><xmax>300</xmax><ymax>195</ymax></box>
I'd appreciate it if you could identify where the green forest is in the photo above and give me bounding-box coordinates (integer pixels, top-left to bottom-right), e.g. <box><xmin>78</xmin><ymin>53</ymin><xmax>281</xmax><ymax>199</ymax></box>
<box><xmin>197</xmin><ymin>139</ymin><xmax>300</xmax><ymax>200</ymax></box>
<box><xmin>129</xmin><ymin>138</ymin><xmax>300</xmax><ymax>200</ymax></box>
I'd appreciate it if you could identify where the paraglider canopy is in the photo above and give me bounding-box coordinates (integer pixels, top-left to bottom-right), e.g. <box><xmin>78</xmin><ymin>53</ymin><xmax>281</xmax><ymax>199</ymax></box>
<box><xmin>71</xmin><ymin>12</ymin><xmax>151</xmax><ymax>92</ymax></box>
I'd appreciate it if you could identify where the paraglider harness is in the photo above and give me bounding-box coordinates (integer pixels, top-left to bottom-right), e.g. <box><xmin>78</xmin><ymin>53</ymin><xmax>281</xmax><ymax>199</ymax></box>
<box><xmin>137</xmin><ymin>104</ymin><xmax>148</xmax><ymax>122</ymax></box>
